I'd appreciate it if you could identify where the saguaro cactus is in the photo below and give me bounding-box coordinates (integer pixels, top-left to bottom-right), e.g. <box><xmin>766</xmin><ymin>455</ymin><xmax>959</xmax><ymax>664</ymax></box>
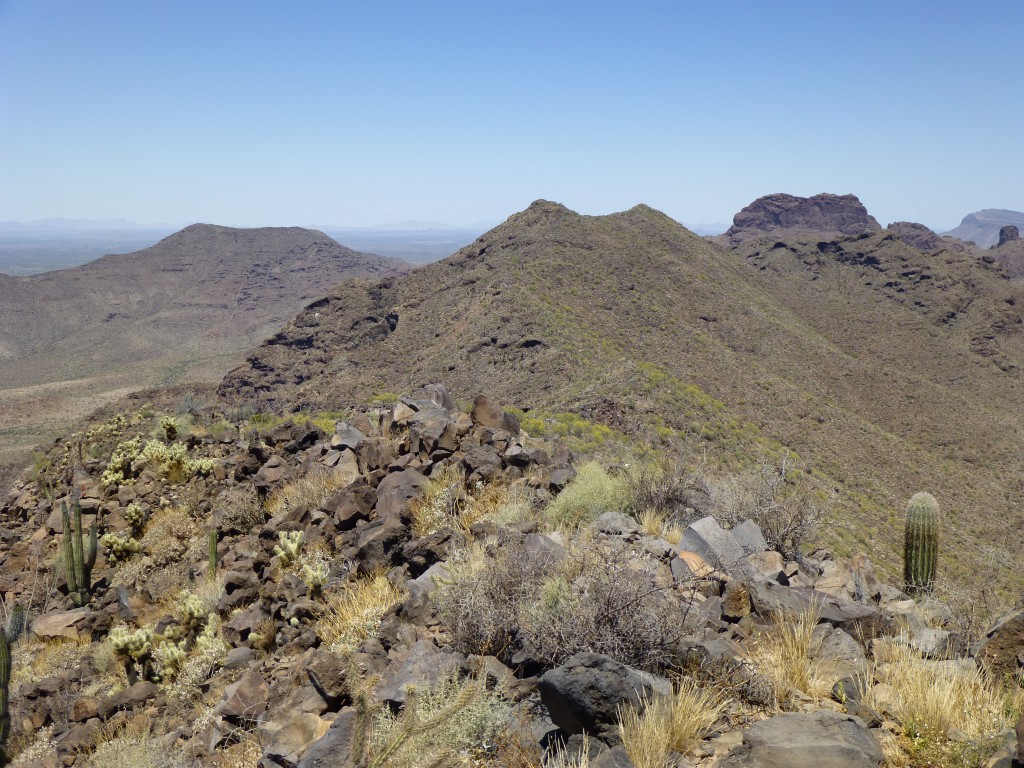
<box><xmin>903</xmin><ymin>492</ymin><xmax>939</xmax><ymax>596</ymax></box>
<box><xmin>208</xmin><ymin>529</ymin><xmax>218</xmax><ymax>580</ymax></box>
<box><xmin>1</xmin><ymin>604</ymin><xmax>26</xmax><ymax>765</ymax></box>
<box><xmin>61</xmin><ymin>489</ymin><xmax>98</xmax><ymax>607</ymax></box>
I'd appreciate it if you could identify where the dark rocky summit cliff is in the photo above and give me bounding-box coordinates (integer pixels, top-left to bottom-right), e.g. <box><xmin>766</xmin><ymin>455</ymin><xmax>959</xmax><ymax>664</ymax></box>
<box><xmin>720</xmin><ymin>193</ymin><xmax>881</xmax><ymax>245</ymax></box>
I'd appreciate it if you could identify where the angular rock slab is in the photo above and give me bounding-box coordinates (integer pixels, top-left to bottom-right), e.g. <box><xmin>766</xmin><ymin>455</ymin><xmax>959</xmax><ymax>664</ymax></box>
<box><xmin>719</xmin><ymin>711</ymin><xmax>882</xmax><ymax>768</ymax></box>
<box><xmin>678</xmin><ymin>516</ymin><xmax>743</xmax><ymax>568</ymax></box>
<box><xmin>31</xmin><ymin>608</ymin><xmax>91</xmax><ymax>640</ymax></box>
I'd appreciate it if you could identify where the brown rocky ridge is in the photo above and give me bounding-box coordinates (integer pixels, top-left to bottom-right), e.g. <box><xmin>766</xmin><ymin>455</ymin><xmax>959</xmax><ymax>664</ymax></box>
<box><xmin>1</xmin><ymin>383</ymin><xmax>1022</xmax><ymax>767</ymax></box>
<box><xmin>217</xmin><ymin>198</ymin><xmax>1024</xmax><ymax>597</ymax></box>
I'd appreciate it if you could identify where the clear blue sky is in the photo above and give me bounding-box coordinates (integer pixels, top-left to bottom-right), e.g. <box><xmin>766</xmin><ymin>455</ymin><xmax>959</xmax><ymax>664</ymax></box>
<box><xmin>1</xmin><ymin>1</ymin><xmax>1021</xmax><ymax>230</ymax></box>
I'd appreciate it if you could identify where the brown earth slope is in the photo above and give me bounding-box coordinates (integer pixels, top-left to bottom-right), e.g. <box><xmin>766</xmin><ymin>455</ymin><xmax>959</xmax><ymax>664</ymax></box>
<box><xmin>218</xmin><ymin>199</ymin><xmax>1024</xmax><ymax>595</ymax></box>
<box><xmin>0</xmin><ymin>224</ymin><xmax>405</xmax><ymax>484</ymax></box>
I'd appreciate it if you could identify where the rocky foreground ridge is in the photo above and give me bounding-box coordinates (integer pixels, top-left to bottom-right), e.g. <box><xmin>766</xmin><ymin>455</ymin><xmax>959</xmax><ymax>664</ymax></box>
<box><xmin>1</xmin><ymin>385</ymin><xmax>1023</xmax><ymax>767</ymax></box>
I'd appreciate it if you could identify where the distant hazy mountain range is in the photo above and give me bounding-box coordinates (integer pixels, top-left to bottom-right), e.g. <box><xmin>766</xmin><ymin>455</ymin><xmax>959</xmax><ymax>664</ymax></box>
<box><xmin>0</xmin><ymin>225</ymin><xmax>404</xmax><ymax>485</ymax></box>
<box><xmin>944</xmin><ymin>209</ymin><xmax>1024</xmax><ymax>248</ymax></box>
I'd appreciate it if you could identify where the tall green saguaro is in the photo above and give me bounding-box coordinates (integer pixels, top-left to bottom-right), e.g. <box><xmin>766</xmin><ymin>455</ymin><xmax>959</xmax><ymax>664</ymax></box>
<box><xmin>61</xmin><ymin>489</ymin><xmax>98</xmax><ymax>607</ymax></box>
<box><xmin>903</xmin><ymin>492</ymin><xmax>939</xmax><ymax>596</ymax></box>
<box><xmin>0</xmin><ymin>604</ymin><xmax>26</xmax><ymax>767</ymax></box>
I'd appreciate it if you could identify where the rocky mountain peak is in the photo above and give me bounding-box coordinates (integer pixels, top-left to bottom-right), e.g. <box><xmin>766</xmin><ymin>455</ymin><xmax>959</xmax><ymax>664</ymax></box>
<box><xmin>723</xmin><ymin>193</ymin><xmax>881</xmax><ymax>245</ymax></box>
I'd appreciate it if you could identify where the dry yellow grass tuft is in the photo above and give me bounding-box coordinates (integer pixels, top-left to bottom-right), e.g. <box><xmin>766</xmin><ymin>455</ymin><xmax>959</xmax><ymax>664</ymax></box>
<box><xmin>139</xmin><ymin>505</ymin><xmax>197</xmax><ymax>568</ymax></box>
<box><xmin>747</xmin><ymin>603</ymin><xmax>832</xmax><ymax>704</ymax></box>
<box><xmin>636</xmin><ymin>508</ymin><xmax>684</xmax><ymax>545</ymax></box>
<box><xmin>78</xmin><ymin>714</ymin><xmax>189</xmax><ymax>768</ymax></box>
<box><xmin>409</xmin><ymin>463</ymin><xmax>468</xmax><ymax>537</ymax></box>
<box><xmin>872</xmin><ymin>642</ymin><xmax>1024</xmax><ymax>747</ymax></box>
<box><xmin>12</xmin><ymin>634</ymin><xmax>92</xmax><ymax>686</ymax></box>
<box><xmin>265</xmin><ymin>467</ymin><xmax>351</xmax><ymax>518</ymax></box>
<box><xmin>617</xmin><ymin>680</ymin><xmax>725</xmax><ymax>768</ymax></box>
<box><xmin>316</xmin><ymin>572</ymin><xmax>407</xmax><ymax>656</ymax></box>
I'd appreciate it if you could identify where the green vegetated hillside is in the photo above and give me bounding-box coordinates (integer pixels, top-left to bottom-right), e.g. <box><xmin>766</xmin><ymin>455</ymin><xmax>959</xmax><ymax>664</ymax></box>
<box><xmin>219</xmin><ymin>200</ymin><xmax>1024</xmax><ymax>597</ymax></box>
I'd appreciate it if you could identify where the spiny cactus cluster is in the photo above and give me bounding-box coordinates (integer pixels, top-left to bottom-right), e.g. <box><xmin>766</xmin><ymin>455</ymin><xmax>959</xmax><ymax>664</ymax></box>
<box><xmin>110</xmin><ymin>626</ymin><xmax>156</xmax><ymax>683</ymax></box>
<box><xmin>275</xmin><ymin>530</ymin><xmax>304</xmax><ymax>565</ymax></box>
<box><xmin>1</xmin><ymin>605</ymin><xmax>27</xmax><ymax>765</ymax></box>
<box><xmin>61</xmin><ymin>490</ymin><xmax>97</xmax><ymax>607</ymax></box>
<box><xmin>123</xmin><ymin>501</ymin><xmax>148</xmax><ymax>535</ymax></box>
<box><xmin>100</xmin><ymin>532</ymin><xmax>141</xmax><ymax>565</ymax></box>
<box><xmin>903</xmin><ymin>492</ymin><xmax>939</xmax><ymax>596</ymax></box>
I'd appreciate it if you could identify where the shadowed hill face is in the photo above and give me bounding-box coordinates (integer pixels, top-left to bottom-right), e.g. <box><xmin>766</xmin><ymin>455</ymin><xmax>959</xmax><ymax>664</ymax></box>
<box><xmin>992</xmin><ymin>235</ymin><xmax>1024</xmax><ymax>280</ymax></box>
<box><xmin>221</xmin><ymin>200</ymin><xmax>1024</xmax><ymax>594</ymax></box>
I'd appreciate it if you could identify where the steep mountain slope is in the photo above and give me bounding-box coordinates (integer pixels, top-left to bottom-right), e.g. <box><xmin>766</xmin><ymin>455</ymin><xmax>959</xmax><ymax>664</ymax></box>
<box><xmin>220</xmin><ymin>200</ymin><xmax>1024</xmax><ymax>593</ymax></box>
<box><xmin>945</xmin><ymin>208</ymin><xmax>1024</xmax><ymax>248</ymax></box>
<box><xmin>0</xmin><ymin>225</ymin><xmax>404</xmax><ymax>485</ymax></box>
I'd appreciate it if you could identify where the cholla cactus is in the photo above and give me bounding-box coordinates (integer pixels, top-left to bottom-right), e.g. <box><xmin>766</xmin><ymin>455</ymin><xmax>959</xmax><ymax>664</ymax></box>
<box><xmin>178</xmin><ymin>593</ymin><xmax>207</xmax><ymax>632</ymax></box>
<box><xmin>101</xmin><ymin>533</ymin><xmax>141</xmax><ymax>565</ymax></box>
<box><xmin>903</xmin><ymin>492</ymin><xmax>939</xmax><ymax>596</ymax></box>
<box><xmin>155</xmin><ymin>640</ymin><xmax>186</xmax><ymax>680</ymax></box>
<box><xmin>123</xmin><ymin>502</ymin><xmax>148</xmax><ymax>535</ymax></box>
<box><xmin>275</xmin><ymin>530</ymin><xmax>304</xmax><ymax>565</ymax></box>
<box><xmin>161</xmin><ymin>416</ymin><xmax>178</xmax><ymax>441</ymax></box>
<box><xmin>300</xmin><ymin>551</ymin><xmax>330</xmax><ymax>597</ymax></box>
<box><xmin>111</xmin><ymin>626</ymin><xmax>155</xmax><ymax>683</ymax></box>
<box><xmin>102</xmin><ymin>437</ymin><xmax>142</xmax><ymax>487</ymax></box>
<box><xmin>111</xmin><ymin>626</ymin><xmax>154</xmax><ymax>661</ymax></box>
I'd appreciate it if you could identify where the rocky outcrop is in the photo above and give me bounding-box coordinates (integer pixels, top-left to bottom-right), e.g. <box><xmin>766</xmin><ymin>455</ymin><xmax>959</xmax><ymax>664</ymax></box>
<box><xmin>538</xmin><ymin>653</ymin><xmax>671</xmax><ymax>741</ymax></box>
<box><xmin>997</xmin><ymin>225</ymin><xmax>1020</xmax><ymax>247</ymax></box>
<box><xmin>887</xmin><ymin>221</ymin><xmax>947</xmax><ymax>253</ymax></box>
<box><xmin>722</xmin><ymin>193</ymin><xmax>881</xmax><ymax>245</ymax></box>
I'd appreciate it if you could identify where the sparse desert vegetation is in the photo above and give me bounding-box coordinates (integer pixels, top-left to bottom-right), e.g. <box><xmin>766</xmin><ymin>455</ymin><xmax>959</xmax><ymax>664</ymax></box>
<box><xmin>1</xmin><ymin>383</ymin><xmax>1021</xmax><ymax>768</ymax></box>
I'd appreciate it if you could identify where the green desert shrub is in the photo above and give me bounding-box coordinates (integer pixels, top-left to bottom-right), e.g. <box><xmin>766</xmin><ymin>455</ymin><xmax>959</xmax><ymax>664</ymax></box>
<box><xmin>544</xmin><ymin>461</ymin><xmax>629</xmax><ymax>530</ymax></box>
<box><xmin>435</xmin><ymin>534</ymin><xmax>684</xmax><ymax>670</ymax></box>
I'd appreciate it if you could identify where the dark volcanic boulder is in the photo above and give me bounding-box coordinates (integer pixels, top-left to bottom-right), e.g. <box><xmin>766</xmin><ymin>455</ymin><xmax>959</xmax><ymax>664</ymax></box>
<box><xmin>538</xmin><ymin>653</ymin><xmax>671</xmax><ymax>742</ymax></box>
<box><xmin>723</xmin><ymin>193</ymin><xmax>881</xmax><ymax>245</ymax></box>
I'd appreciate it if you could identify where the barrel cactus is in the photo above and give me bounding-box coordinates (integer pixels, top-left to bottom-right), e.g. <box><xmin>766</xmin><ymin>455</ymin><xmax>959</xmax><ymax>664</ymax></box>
<box><xmin>903</xmin><ymin>492</ymin><xmax>939</xmax><ymax>595</ymax></box>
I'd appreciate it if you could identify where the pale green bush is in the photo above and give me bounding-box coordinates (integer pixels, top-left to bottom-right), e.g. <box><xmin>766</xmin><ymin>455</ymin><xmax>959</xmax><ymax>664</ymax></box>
<box><xmin>544</xmin><ymin>461</ymin><xmax>628</xmax><ymax>530</ymax></box>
